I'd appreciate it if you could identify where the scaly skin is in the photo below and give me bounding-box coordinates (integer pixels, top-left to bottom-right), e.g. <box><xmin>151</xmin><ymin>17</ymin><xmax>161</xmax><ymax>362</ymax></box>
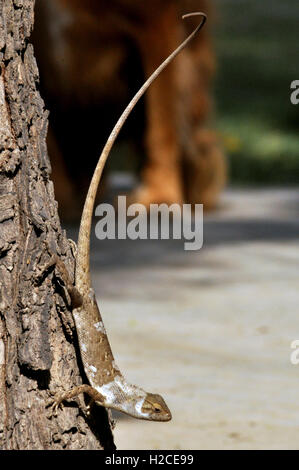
<box><xmin>50</xmin><ymin>13</ymin><xmax>207</xmax><ymax>421</ymax></box>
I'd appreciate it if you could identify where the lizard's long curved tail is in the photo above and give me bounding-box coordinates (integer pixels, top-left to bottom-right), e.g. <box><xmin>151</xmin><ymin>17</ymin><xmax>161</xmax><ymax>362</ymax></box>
<box><xmin>75</xmin><ymin>12</ymin><xmax>207</xmax><ymax>289</ymax></box>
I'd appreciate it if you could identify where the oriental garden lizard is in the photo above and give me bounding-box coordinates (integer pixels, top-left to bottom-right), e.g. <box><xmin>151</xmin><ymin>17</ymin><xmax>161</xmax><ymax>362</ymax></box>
<box><xmin>48</xmin><ymin>12</ymin><xmax>207</xmax><ymax>422</ymax></box>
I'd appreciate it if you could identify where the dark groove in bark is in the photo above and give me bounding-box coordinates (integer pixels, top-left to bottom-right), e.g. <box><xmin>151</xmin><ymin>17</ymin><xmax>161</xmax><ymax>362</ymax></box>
<box><xmin>0</xmin><ymin>0</ymin><xmax>115</xmax><ymax>449</ymax></box>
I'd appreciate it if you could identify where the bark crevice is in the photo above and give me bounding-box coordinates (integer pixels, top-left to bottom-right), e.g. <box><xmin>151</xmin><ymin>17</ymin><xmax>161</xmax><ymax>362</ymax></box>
<box><xmin>0</xmin><ymin>0</ymin><xmax>115</xmax><ymax>450</ymax></box>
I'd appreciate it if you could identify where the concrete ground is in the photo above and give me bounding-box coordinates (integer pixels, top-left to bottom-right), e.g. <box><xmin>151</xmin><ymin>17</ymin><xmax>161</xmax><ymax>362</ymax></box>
<box><xmin>75</xmin><ymin>187</ymin><xmax>299</xmax><ymax>449</ymax></box>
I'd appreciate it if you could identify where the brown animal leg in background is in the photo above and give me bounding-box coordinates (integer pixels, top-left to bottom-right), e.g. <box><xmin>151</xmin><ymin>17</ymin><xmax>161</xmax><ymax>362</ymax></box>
<box><xmin>185</xmin><ymin>129</ymin><xmax>227</xmax><ymax>210</ymax></box>
<box><xmin>176</xmin><ymin>9</ymin><xmax>227</xmax><ymax>209</ymax></box>
<box><xmin>129</xmin><ymin>5</ymin><xmax>184</xmax><ymax>207</ymax></box>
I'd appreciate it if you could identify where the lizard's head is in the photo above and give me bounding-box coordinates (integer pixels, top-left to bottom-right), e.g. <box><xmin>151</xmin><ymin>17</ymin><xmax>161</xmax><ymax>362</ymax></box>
<box><xmin>140</xmin><ymin>393</ymin><xmax>172</xmax><ymax>421</ymax></box>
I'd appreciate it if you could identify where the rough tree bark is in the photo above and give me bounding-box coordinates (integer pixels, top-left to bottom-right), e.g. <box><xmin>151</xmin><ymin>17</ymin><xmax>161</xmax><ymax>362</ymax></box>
<box><xmin>0</xmin><ymin>0</ymin><xmax>115</xmax><ymax>449</ymax></box>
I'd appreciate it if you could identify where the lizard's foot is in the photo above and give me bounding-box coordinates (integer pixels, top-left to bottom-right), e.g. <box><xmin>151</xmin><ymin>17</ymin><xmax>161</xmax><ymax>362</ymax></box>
<box><xmin>46</xmin><ymin>385</ymin><xmax>104</xmax><ymax>416</ymax></box>
<box><xmin>46</xmin><ymin>392</ymin><xmax>67</xmax><ymax>416</ymax></box>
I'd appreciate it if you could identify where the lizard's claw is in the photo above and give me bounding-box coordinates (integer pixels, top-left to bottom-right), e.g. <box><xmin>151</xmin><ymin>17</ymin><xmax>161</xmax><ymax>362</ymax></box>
<box><xmin>85</xmin><ymin>397</ymin><xmax>95</xmax><ymax>416</ymax></box>
<box><xmin>46</xmin><ymin>394</ymin><xmax>65</xmax><ymax>416</ymax></box>
<box><xmin>53</xmin><ymin>398</ymin><xmax>64</xmax><ymax>415</ymax></box>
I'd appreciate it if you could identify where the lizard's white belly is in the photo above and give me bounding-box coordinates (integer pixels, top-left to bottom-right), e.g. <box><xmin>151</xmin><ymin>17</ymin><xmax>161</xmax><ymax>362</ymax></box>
<box><xmin>95</xmin><ymin>375</ymin><xmax>149</xmax><ymax>418</ymax></box>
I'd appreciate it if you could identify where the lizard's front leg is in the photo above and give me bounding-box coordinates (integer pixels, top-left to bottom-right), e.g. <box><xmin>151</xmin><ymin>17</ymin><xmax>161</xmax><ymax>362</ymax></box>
<box><xmin>47</xmin><ymin>384</ymin><xmax>105</xmax><ymax>415</ymax></box>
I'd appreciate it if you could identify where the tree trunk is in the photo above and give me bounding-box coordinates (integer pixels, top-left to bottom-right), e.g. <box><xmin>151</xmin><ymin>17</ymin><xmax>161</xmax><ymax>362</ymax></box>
<box><xmin>0</xmin><ymin>0</ymin><xmax>115</xmax><ymax>449</ymax></box>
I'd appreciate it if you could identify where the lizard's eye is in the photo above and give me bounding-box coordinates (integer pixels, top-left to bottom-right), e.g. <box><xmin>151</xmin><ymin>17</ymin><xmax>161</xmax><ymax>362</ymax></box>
<box><xmin>153</xmin><ymin>404</ymin><xmax>162</xmax><ymax>413</ymax></box>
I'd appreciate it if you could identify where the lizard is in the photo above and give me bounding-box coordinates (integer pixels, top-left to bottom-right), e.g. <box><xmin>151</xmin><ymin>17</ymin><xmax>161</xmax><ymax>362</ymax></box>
<box><xmin>48</xmin><ymin>12</ymin><xmax>207</xmax><ymax>422</ymax></box>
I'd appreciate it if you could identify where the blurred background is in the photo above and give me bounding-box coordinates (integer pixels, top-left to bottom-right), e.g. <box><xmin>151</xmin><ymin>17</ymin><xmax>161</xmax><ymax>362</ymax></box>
<box><xmin>214</xmin><ymin>0</ymin><xmax>299</xmax><ymax>185</ymax></box>
<box><xmin>33</xmin><ymin>0</ymin><xmax>299</xmax><ymax>449</ymax></box>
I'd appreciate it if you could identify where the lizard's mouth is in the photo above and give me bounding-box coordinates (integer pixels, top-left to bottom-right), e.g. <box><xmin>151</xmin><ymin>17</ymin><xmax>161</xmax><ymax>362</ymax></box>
<box><xmin>149</xmin><ymin>411</ymin><xmax>172</xmax><ymax>422</ymax></box>
<box><xmin>161</xmin><ymin>411</ymin><xmax>172</xmax><ymax>422</ymax></box>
